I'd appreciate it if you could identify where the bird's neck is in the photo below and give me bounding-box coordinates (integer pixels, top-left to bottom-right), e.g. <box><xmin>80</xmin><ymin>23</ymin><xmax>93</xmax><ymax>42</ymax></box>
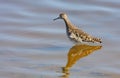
<box><xmin>63</xmin><ymin>18</ymin><xmax>75</xmax><ymax>29</ymax></box>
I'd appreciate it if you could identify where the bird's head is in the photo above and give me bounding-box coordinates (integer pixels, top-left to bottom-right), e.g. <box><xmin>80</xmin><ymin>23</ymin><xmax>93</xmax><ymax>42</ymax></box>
<box><xmin>53</xmin><ymin>13</ymin><xmax>68</xmax><ymax>21</ymax></box>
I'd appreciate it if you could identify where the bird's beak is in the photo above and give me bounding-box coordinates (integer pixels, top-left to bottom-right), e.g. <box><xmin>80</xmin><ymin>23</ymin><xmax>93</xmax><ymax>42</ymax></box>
<box><xmin>53</xmin><ymin>17</ymin><xmax>61</xmax><ymax>21</ymax></box>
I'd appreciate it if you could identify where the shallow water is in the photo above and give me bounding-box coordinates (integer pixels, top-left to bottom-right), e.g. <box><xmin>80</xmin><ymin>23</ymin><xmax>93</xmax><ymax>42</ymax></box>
<box><xmin>0</xmin><ymin>0</ymin><xmax>120</xmax><ymax>78</ymax></box>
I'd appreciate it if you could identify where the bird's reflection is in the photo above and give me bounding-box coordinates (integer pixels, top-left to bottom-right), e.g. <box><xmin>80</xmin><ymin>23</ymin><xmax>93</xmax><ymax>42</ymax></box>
<box><xmin>61</xmin><ymin>44</ymin><xmax>102</xmax><ymax>78</ymax></box>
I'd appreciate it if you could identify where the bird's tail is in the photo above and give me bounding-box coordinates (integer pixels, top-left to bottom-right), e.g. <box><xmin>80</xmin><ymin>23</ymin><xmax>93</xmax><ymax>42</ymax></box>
<box><xmin>92</xmin><ymin>37</ymin><xmax>102</xmax><ymax>43</ymax></box>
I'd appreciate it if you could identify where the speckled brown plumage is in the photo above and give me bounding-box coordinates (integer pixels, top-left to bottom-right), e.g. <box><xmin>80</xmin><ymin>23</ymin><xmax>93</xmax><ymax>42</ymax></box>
<box><xmin>54</xmin><ymin>13</ymin><xmax>102</xmax><ymax>44</ymax></box>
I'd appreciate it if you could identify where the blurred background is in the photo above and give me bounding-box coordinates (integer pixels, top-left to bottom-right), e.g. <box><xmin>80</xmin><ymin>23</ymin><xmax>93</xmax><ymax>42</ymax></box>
<box><xmin>0</xmin><ymin>0</ymin><xmax>120</xmax><ymax>78</ymax></box>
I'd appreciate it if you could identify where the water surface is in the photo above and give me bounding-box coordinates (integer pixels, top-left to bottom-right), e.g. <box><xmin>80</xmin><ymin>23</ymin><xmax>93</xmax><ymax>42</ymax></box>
<box><xmin>0</xmin><ymin>0</ymin><xmax>120</xmax><ymax>78</ymax></box>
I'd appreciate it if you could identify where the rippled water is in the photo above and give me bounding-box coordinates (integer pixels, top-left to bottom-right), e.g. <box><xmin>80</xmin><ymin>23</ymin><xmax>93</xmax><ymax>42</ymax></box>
<box><xmin>0</xmin><ymin>0</ymin><xmax>120</xmax><ymax>78</ymax></box>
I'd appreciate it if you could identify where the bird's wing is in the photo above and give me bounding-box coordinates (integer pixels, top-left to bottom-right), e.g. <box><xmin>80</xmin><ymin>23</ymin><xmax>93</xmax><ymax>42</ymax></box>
<box><xmin>73</xmin><ymin>28</ymin><xmax>94</xmax><ymax>42</ymax></box>
<box><xmin>75</xmin><ymin>28</ymin><xmax>102</xmax><ymax>43</ymax></box>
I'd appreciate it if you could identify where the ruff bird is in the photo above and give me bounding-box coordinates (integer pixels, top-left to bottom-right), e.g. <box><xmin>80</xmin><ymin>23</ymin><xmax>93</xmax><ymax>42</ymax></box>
<box><xmin>53</xmin><ymin>13</ymin><xmax>102</xmax><ymax>44</ymax></box>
